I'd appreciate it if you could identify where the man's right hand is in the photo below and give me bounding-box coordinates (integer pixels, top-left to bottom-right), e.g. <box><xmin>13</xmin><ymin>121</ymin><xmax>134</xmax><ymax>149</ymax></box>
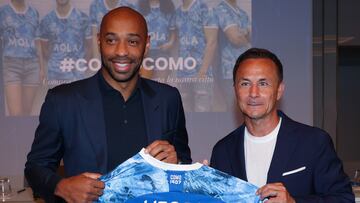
<box><xmin>54</xmin><ymin>172</ymin><xmax>104</xmax><ymax>203</ymax></box>
<box><xmin>256</xmin><ymin>182</ymin><xmax>295</xmax><ymax>203</ymax></box>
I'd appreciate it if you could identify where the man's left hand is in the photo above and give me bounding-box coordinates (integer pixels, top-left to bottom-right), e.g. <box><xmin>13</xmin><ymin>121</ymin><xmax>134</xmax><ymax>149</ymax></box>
<box><xmin>145</xmin><ymin>140</ymin><xmax>178</xmax><ymax>164</ymax></box>
<box><xmin>256</xmin><ymin>182</ymin><xmax>296</xmax><ymax>203</ymax></box>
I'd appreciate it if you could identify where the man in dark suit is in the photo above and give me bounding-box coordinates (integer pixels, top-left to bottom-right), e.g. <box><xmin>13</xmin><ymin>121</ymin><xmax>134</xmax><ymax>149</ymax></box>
<box><xmin>25</xmin><ymin>7</ymin><xmax>191</xmax><ymax>202</ymax></box>
<box><xmin>210</xmin><ymin>48</ymin><xmax>354</xmax><ymax>202</ymax></box>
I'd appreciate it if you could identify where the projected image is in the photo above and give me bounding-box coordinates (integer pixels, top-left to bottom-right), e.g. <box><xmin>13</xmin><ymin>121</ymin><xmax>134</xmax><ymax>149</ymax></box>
<box><xmin>214</xmin><ymin>0</ymin><xmax>251</xmax><ymax>112</ymax></box>
<box><xmin>0</xmin><ymin>0</ymin><xmax>251</xmax><ymax>116</ymax></box>
<box><xmin>140</xmin><ymin>0</ymin><xmax>251</xmax><ymax>112</ymax></box>
<box><xmin>0</xmin><ymin>0</ymin><xmax>41</xmax><ymax>116</ymax></box>
<box><xmin>138</xmin><ymin>0</ymin><xmax>176</xmax><ymax>82</ymax></box>
<box><xmin>39</xmin><ymin>0</ymin><xmax>92</xmax><ymax>87</ymax></box>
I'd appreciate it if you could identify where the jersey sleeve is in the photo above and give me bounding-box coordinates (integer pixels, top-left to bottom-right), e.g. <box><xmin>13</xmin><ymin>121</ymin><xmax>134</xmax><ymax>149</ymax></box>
<box><xmin>204</xmin><ymin>8</ymin><xmax>218</xmax><ymax>29</ymax></box>
<box><xmin>33</xmin><ymin>8</ymin><xmax>41</xmax><ymax>40</ymax></box>
<box><xmin>217</xmin><ymin>6</ymin><xmax>249</xmax><ymax>32</ymax></box>
<box><xmin>80</xmin><ymin>11</ymin><xmax>92</xmax><ymax>39</ymax></box>
<box><xmin>200</xmin><ymin>3</ymin><xmax>217</xmax><ymax>29</ymax></box>
<box><xmin>39</xmin><ymin>15</ymin><xmax>50</xmax><ymax>41</ymax></box>
<box><xmin>168</xmin><ymin>13</ymin><xmax>176</xmax><ymax>31</ymax></box>
<box><xmin>238</xmin><ymin>9</ymin><xmax>250</xmax><ymax>30</ymax></box>
<box><xmin>89</xmin><ymin>0</ymin><xmax>99</xmax><ymax>28</ymax></box>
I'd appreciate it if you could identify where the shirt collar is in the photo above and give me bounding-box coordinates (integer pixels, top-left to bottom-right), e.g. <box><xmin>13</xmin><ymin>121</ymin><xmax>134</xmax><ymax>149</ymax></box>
<box><xmin>98</xmin><ymin>72</ymin><xmax>142</xmax><ymax>97</ymax></box>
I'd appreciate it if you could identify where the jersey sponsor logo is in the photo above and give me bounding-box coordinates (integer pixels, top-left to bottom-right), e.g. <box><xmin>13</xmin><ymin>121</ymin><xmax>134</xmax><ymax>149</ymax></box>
<box><xmin>53</xmin><ymin>43</ymin><xmax>81</xmax><ymax>53</ymax></box>
<box><xmin>8</xmin><ymin>37</ymin><xmax>33</xmax><ymax>48</ymax></box>
<box><xmin>169</xmin><ymin>174</ymin><xmax>182</xmax><ymax>185</ymax></box>
<box><xmin>149</xmin><ymin>32</ymin><xmax>166</xmax><ymax>42</ymax></box>
<box><xmin>180</xmin><ymin>36</ymin><xmax>199</xmax><ymax>46</ymax></box>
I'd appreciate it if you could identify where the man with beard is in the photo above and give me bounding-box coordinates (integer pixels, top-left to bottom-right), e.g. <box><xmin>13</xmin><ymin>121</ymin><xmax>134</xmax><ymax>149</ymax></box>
<box><xmin>25</xmin><ymin>7</ymin><xmax>191</xmax><ymax>203</ymax></box>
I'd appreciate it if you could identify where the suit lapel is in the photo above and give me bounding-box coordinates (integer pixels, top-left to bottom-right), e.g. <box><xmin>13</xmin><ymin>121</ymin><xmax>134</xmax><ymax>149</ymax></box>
<box><xmin>140</xmin><ymin>78</ymin><xmax>162</xmax><ymax>143</ymax></box>
<box><xmin>78</xmin><ymin>73</ymin><xmax>107</xmax><ymax>173</ymax></box>
<box><xmin>231</xmin><ymin>126</ymin><xmax>248</xmax><ymax>180</ymax></box>
<box><xmin>267</xmin><ymin>114</ymin><xmax>298</xmax><ymax>183</ymax></box>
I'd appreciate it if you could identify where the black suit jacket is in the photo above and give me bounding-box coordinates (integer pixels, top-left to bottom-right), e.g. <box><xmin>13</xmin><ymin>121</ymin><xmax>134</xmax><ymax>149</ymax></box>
<box><xmin>211</xmin><ymin>111</ymin><xmax>354</xmax><ymax>202</ymax></box>
<box><xmin>25</xmin><ymin>72</ymin><xmax>191</xmax><ymax>201</ymax></box>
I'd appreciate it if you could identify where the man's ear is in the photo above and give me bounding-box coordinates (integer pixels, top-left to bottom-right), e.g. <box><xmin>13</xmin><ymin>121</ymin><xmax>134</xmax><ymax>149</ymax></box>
<box><xmin>277</xmin><ymin>82</ymin><xmax>285</xmax><ymax>100</ymax></box>
<box><xmin>144</xmin><ymin>35</ymin><xmax>151</xmax><ymax>56</ymax></box>
<box><xmin>97</xmin><ymin>33</ymin><xmax>100</xmax><ymax>46</ymax></box>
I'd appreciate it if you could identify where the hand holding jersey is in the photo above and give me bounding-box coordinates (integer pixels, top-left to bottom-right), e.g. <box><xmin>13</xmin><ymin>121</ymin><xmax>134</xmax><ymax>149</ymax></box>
<box><xmin>97</xmin><ymin>148</ymin><xmax>261</xmax><ymax>203</ymax></box>
<box><xmin>54</xmin><ymin>173</ymin><xmax>104</xmax><ymax>203</ymax></box>
<box><xmin>145</xmin><ymin>140</ymin><xmax>178</xmax><ymax>164</ymax></box>
<box><xmin>54</xmin><ymin>139</ymin><xmax>179</xmax><ymax>202</ymax></box>
<box><xmin>256</xmin><ymin>183</ymin><xmax>295</xmax><ymax>203</ymax></box>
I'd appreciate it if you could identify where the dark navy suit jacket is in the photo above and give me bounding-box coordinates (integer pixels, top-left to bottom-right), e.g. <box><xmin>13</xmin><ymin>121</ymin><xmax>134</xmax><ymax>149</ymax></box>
<box><xmin>25</xmin><ymin>72</ymin><xmax>191</xmax><ymax>201</ymax></box>
<box><xmin>211</xmin><ymin>111</ymin><xmax>354</xmax><ymax>202</ymax></box>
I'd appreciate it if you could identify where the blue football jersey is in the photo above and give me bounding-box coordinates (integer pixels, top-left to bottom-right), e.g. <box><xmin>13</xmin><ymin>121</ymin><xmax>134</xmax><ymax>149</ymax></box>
<box><xmin>39</xmin><ymin>7</ymin><xmax>91</xmax><ymax>81</ymax></box>
<box><xmin>89</xmin><ymin>0</ymin><xmax>139</xmax><ymax>30</ymax></box>
<box><xmin>215</xmin><ymin>1</ymin><xmax>250</xmax><ymax>79</ymax></box>
<box><xmin>0</xmin><ymin>3</ymin><xmax>40</xmax><ymax>58</ymax></box>
<box><xmin>96</xmin><ymin>148</ymin><xmax>261</xmax><ymax>203</ymax></box>
<box><xmin>145</xmin><ymin>7</ymin><xmax>174</xmax><ymax>50</ymax></box>
<box><xmin>174</xmin><ymin>0</ymin><xmax>217</xmax><ymax>78</ymax></box>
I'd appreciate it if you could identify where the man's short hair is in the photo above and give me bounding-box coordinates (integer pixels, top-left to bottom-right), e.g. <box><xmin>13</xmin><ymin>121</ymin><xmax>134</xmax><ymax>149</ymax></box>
<box><xmin>232</xmin><ymin>48</ymin><xmax>283</xmax><ymax>84</ymax></box>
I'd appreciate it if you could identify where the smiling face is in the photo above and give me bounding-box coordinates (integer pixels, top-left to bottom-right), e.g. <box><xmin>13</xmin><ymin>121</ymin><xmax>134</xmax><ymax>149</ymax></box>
<box><xmin>234</xmin><ymin>58</ymin><xmax>284</xmax><ymax>122</ymax></box>
<box><xmin>98</xmin><ymin>7</ymin><xmax>149</xmax><ymax>85</ymax></box>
